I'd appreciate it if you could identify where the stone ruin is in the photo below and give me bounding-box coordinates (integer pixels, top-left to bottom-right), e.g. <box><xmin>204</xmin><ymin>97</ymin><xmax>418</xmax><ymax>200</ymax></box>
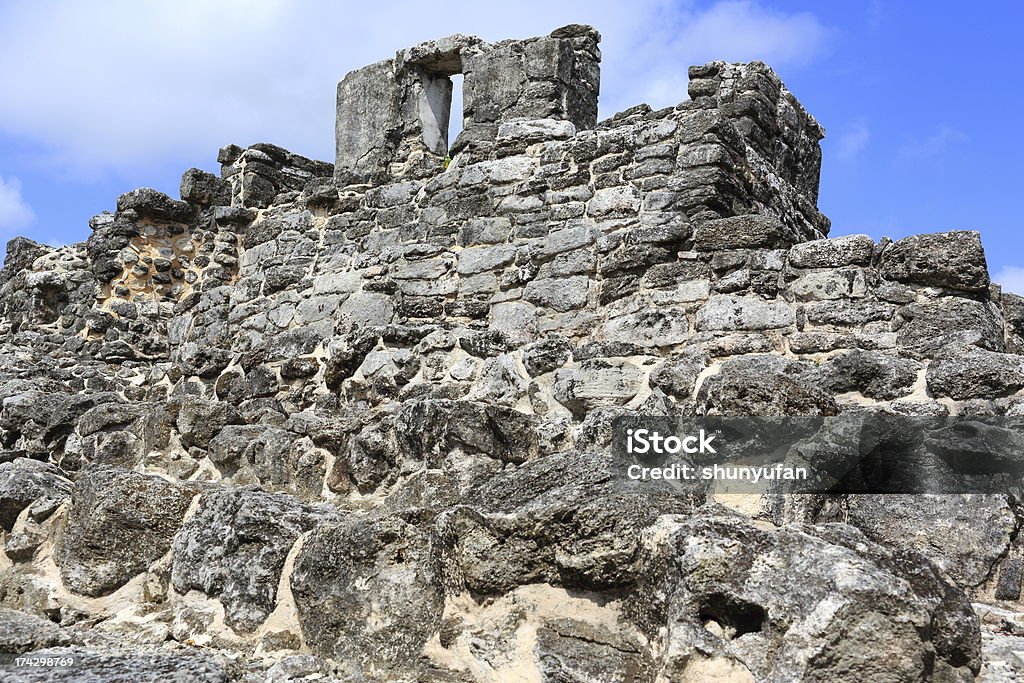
<box><xmin>335</xmin><ymin>25</ymin><xmax>600</xmax><ymax>182</ymax></box>
<box><xmin>1</xmin><ymin>23</ymin><xmax>1024</xmax><ymax>682</ymax></box>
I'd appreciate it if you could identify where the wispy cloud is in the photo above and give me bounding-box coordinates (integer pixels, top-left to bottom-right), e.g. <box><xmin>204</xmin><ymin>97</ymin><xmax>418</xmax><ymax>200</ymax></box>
<box><xmin>0</xmin><ymin>1</ymin><xmax>830</xmax><ymax>177</ymax></box>
<box><xmin>897</xmin><ymin>125</ymin><xmax>968</xmax><ymax>162</ymax></box>
<box><xmin>835</xmin><ymin>121</ymin><xmax>870</xmax><ymax>161</ymax></box>
<box><xmin>0</xmin><ymin>175</ymin><xmax>35</xmax><ymax>235</ymax></box>
<box><xmin>995</xmin><ymin>266</ymin><xmax>1024</xmax><ymax>296</ymax></box>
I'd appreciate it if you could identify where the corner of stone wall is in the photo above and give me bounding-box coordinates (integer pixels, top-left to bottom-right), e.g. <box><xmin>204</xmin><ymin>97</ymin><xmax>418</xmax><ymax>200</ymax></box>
<box><xmin>687</xmin><ymin>60</ymin><xmax>828</xmax><ymax>240</ymax></box>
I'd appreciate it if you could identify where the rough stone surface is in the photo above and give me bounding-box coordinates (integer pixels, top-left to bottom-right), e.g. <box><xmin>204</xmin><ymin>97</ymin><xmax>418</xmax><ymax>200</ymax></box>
<box><xmin>171</xmin><ymin>487</ymin><xmax>330</xmax><ymax>633</ymax></box>
<box><xmin>0</xmin><ymin>607</ymin><xmax>77</xmax><ymax>654</ymax></box>
<box><xmin>881</xmin><ymin>231</ymin><xmax>990</xmax><ymax>292</ymax></box>
<box><xmin>926</xmin><ymin>346</ymin><xmax>1024</xmax><ymax>399</ymax></box>
<box><xmin>0</xmin><ymin>22</ymin><xmax>1017</xmax><ymax>682</ymax></box>
<box><xmin>628</xmin><ymin>508</ymin><xmax>980</xmax><ymax>681</ymax></box>
<box><xmin>696</xmin><ymin>295</ymin><xmax>795</xmax><ymax>331</ymax></box>
<box><xmin>290</xmin><ymin>514</ymin><xmax>442</xmax><ymax>679</ymax></box>
<box><xmin>807</xmin><ymin>349</ymin><xmax>919</xmax><ymax>400</ymax></box>
<box><xmin>0</xmin><ymin>459</ymin><xmax>71</xmax><ymax>530</ymax></box>
<box><xmin>58</xmin><ymin>466</ymin><xmax>197</xmax><ymax>596</ymax></box>
<box><xmin>788</xmin><ymin>234</ymin><xmax>874</xmax><ymax>268</ymax></box>
<box><xmin>822</xmin><ymin>494</ymin><xmax>1017</xmax><ymax>589</ymax></box>
<box><xmin>696</xmin><ymin>355</ymin><xmax>838</xmax><ymax>415</ymax></box>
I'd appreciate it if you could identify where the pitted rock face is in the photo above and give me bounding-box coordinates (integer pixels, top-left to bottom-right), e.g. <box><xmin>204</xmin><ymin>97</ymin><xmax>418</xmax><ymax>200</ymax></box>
<box><xmin>57</xmin><ymin>466</ymin><xmax>199</xmax><ymax>597</ymax></box>
<box><xmin>0</xmin><ymin>21</ymin><xmax>1020</xmax><ymax>682</ymax></box>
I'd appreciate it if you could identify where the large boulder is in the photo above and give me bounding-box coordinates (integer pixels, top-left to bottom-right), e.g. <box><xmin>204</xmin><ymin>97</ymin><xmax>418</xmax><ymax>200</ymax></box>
<box><xmin>435</xmin><ymin>451</ymin><xmax>700</xmax><ymax>596</ymax></box>
<box><xmin>394</xmin><ymin>399</ymin><xmax>539</xmax><ymax>465</ymax></box>
<box><xmin>806</xmin><ymin>350</ymin><xmax>920</xmax><ymax>401</ymax></box>
<box><xmin>827</xmin><ymin>494</ymin><xmax>1017</xmax><ymax>589</ymax></box>
<box><xmin>787</xmin><ymin>234</ymin><xmax>874</xmax><ymax>268</ymax></box>
<box><xmin>696</xmin><ymin>295</ymin><xmax>795</xmax><ymax>332</ymax></box>
<box><xmin>0</xmin><ymin>607</ymin><xmax>77</xmax><ymax>654</ymax></box>
<box><xmin>58</xmin><ymin>466</ymin><xmax>198</xmax><ymax>596</ymax></box>
<box><xmin>627</xmin><ymin>507</ymin><xmax>980</xmax><ymax>681</ymax></box>
<box><xmin>289</xmin><ymin>513</ymin><xmax>442</xmax><ymax>679</ymax></box>
<box><xmin>206</xmin><ymin>425</ymin><xmax>325</xmax><ymax>500</ymax></box>
<box><xmin>694</xmin><ymin>214</ymin><xmax>795</xmax><ymax>251</ymax></box>
<box><xmin>115</xmin><ymin>187</ymin><xmax>195</xmax><ymax>223</ymax></box>
<box><xmin>926</xmin><ymin>346</ymin><xmax>1024</xmax><ymax>400</ymax></box>
<box><xmin>171</xmin><ymin>487</ymin><xmax>332</xmax><ymax>633</ymax></box>
<box><xmin>175</xmin><ymin>398</ymin><xmax>243</xmax><ymax>449</ymax></box>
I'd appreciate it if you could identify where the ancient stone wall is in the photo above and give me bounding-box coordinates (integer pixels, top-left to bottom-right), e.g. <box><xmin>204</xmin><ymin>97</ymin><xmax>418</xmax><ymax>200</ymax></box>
<box><xmin>0</xmin><ymin>24</ymin><xmax>1023</xmax><ymax>682</ymax></box>
<box><xmin>335</xmin><ymin>25</ymin><xmax>600</xmax><ymax>182</ymax></box>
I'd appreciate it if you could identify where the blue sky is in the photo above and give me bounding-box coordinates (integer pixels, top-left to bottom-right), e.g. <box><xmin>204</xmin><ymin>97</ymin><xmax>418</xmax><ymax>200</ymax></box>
<box><xmin>1</xmin><ymin>1</ymin><xmax>1021</xmax><ymax>292</ymax></box>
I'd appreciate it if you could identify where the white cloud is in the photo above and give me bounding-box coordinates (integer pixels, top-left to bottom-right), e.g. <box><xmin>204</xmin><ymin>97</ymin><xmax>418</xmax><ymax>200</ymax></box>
<box><xmin>897</xmin><ymin>125</ymin><xmax>968</xmax><ymax>162</ymax></box>
<box><xmin>0</xmin><ymin>175</ymin><xmax>35</xmax><ymax>233</ymax></box>
<box><xmin>835</xmin><ymin>121</ymin><xmax>870</xmax><ymax>161</ymax></box>
<box><xmin>995</xmin><ymin>266</ymin><xmax>1024</xmax><ymax>296</ymax></box>
<box><xmin>0</xmin><ymin>1</ymin><xmax>829</xmax><ymax>177</ymax></box>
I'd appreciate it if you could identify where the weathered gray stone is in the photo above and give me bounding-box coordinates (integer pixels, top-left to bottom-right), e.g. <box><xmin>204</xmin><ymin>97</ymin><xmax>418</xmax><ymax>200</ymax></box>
<box><xmin>694</xmin><ymin>214</ymin><xmax>794</xmax><ymax>250</ymax></box>
<box><xmin>1004</xmin><ymin>292</ymin><xmax>1024</xmax><ymax>354</ymax></box>
<box><xmin>0</xmin><ymin>459</ymin><xmax>71</xmax><ymax>531</ymax></box>
<box><xmin>176</xmin><ymin>398</ymin><xmax>242</xmax><ymax>449</ymax></box>
<box><xmin>601</xmin><ymin>308</ymin><xmax>690</xmax><ymax>347</ymax></box>
<box><xmin>649</xmin><ymin>351</ymin><xmax>708</xmax><ymax>399</ymax></box>
<box><xmin>497</xmin><ymin>118</ymin><xmax>576</xmax><ymax>140</ymax></box>
<box><xmin>587</xmin><ymin>187</ymin><xmax>639</xmax><ymax>217</ymax></box>
<box><xmin>337</xmin><ymin>292</ymin><xmax>395</xmax><ymax>330</ymax></box>
<box><xmin>807</xmin><ymin>350</ymin><xmax>920</xmax><ymax>400</ymax></box>
<box><xmin>436</xmin><ymin>451</ymin><xmax>698</xmax><ymax>596</ymax></box>
<box><xmin>628</xmin><ymin>507</ymin><xmax>980</xmax><ymax>681</ymax></box>
<box><xmin>115</xmin><ymin>188</ymin><xmax>194</xmax><ymax>223</ymax></box>
<box><xmin>696</xmin><ymin>355</ymin><xmax>837</xmax><ymax>415</ymax></box>
<box><xmin>788</xmin><ymin>234</ymin><xmax>874</xmax><ymax>268</ymax></box>
<box><xmin>456</xmin><ymin>245</ymin><xmax>516</xmax><ymax>275</ymax></box>
<box><xmin>180</xmin><ymin>168</ymin><xmax>230</xmax><ymax>207</ymax></box>
<box><xmin>695</xmin><ymin>294</ymin><xmax>795</xmax><ymax>331</ymax></box>
<box><xmin>290</xmin><ymin>514</ymin><xmax>442</xmax><ymax>677</ymax></box>
<box><xmin>804</xmin><ymin>300</ymin><xmax>896</xmax><ymax>326</ymax></box>
<box><xmin>523</xmin><ymin>275</ymin><xmax>590</xmax><ymax>311</ymax></box>
<box><xmin>553</xmin><ymin>359</ymin><xmax>643</xmax><ymax>417</ymax></box>
<box><xmin>539</xmin><ymin>226</ymin><xmax>595</xmax><ymax>258</ymax></box>
<box><xmin>58</xmin><ymin>466</ymin><xmax>197</xmax><ymax>596</ymax></box>
<box><xmin>880</xmin><ymin>231</ymin><xmax>990</xmax><ymax>292</ymax></box>
<box><xmin>0</xmin><ymin>608</ymin><xmax>77</xmax><ymax>654</ymax></box>
<box><xmin>172</xmin><ymin>487</ymin><xmax>328</xmax><ymax>633</ymax></box>
<box><xmin>786</xmin><ymin>267</ymin><xmax>867</xmax><ymax>301</ymax></box>
<box><xmin>926</xmin><ymin>346</ymin><xmax>1024</xmax><ymax>399</ymax></box>
<box><xmin>458</xmin><ymin>217</ymin><xmax>511</xmax><ymax>246</ymax></box>
<box><xmin>335</xmin><ymin>59</ymin><xmax>398</xmax><ymax>181</ymax></box>
<box><xmin>830</xmin><ymin>494</ymin><xmax>1016</xmax><ymax>590</ymax></box>
<box><xmin>897</xmin><ymin>297</ymin><xmax>1004</xmax><ymax>358</ymax></box>
<box><xmin>394</xmin><ymin>399</ymin><xmax>539</xmax><ymax>465</ymax></box>
<box><xmin>522</xmin><ymin>336</ymin><xmax>574</xmax><ymax>375</ymax></box>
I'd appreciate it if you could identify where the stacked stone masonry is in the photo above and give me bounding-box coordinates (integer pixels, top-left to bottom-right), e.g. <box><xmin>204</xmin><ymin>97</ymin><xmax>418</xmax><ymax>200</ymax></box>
<box><xmin>1</xmin><ymin>24</ymin><xmax>1023</xmax><ymax>682</ymax></box>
